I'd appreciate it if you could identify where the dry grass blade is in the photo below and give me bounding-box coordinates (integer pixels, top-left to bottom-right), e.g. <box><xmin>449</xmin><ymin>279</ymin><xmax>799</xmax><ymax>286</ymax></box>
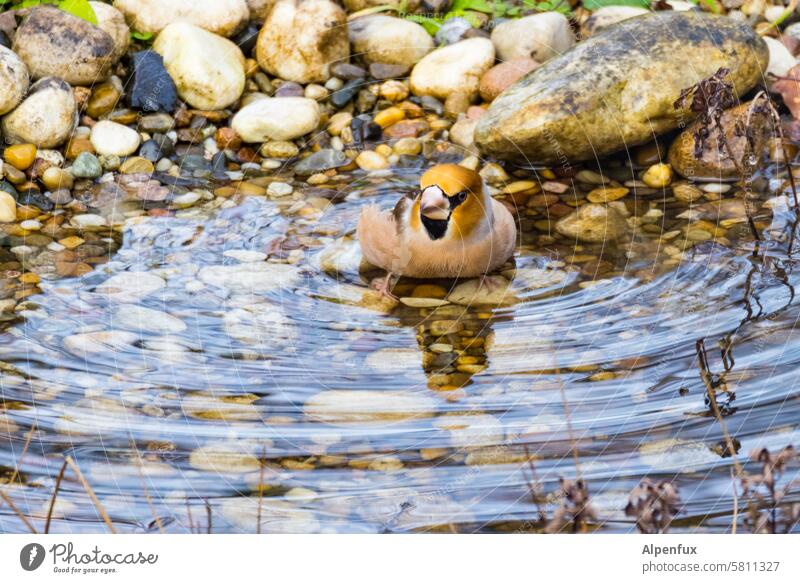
<box><xmin>44</xmin><ymin>458</ymin><xmax>68</xmax><ymax>534</ymax></box>
<box><xmin>256</xmin><ymin>447</ymin><xmax>266</xmax><ymax>535</ymax></box>
<box><xmin>0</xmin><ymin>489</ymin><xmax>38</xmax><ymax>534</ymax></box>
<box><xmin>8</xmin><ymin>422</ymin><xmax>36</xmax><ymax>485</ymax></box>
<box><xmin>65</xmin><ymin>456</ymin><xmax>116</xmax><ymax>534</ymax></box>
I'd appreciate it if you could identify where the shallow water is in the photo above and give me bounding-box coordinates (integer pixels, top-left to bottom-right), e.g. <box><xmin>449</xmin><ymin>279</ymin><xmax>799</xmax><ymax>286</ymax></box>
<box><xmin>1</xmin><ymin>161</ymin><xmax>800</xmax><ymax>533</ymax></box>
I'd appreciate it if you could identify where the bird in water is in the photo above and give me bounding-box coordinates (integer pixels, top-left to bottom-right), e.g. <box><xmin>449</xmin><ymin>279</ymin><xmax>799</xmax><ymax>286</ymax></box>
<box><xmin>357</xmin><ymin>164</ymin><xmax>517</xmax><ymax>297</ymax></box>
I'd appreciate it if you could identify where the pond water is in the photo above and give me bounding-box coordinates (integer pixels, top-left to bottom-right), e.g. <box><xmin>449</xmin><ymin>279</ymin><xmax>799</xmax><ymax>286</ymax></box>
<box><xmin>1</xmin><ymin>156</ymin><xmax>799</xmax><ymax>533</ymax></box>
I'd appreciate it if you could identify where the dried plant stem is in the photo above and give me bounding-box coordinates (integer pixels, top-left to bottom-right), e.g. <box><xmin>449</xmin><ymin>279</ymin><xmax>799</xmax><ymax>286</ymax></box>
<box><xmin>558</xmin><ymin>380</ymin><xmax>582</xmax><ymax>480</ymax></box>
<box><xmin>65</xmin><ymin>456</ymin><xmax>116</xmax><ymax>534</ymax></box>
<box><xmin>8</xmin><ymin>422</ymin><xmax>36</xmax><ymax>485</ymax></box>
<box><xmin>730</xmin><ymin>467</ymin><xmax>738</xmax><ymax>535</ymax></box>
<box><xmin>205</xmin><ymin>499</ymin><xmax>212</xmax><ymax>534</ymax></box>
<box><xmin>0</xmin><ymin>489</ymin><xmax>37</xmax><ymax>534</ymax></box>
<box><xmin>256</xmin><ymin>447</ymin><xmax>266</xmax><ymax>535</ymax></box>
<box><xmin>185</xmin><ymin>498</ymin><xmax>196</xmax><ymax>534</ymax></box>
<box><xmin>44</xmin><ymin>458</ymin><xmax>68</xmax><ymax>534</ymax></box>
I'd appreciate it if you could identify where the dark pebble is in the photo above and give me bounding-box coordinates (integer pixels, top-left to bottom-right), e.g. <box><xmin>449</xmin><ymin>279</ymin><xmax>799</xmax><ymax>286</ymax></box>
<box><xmin>232</xmin><ymin>23</ymin><xmax>260</xmax><ymax>56</ymax></box>
<box><xmin>293</xmin><ymin>149</ymin><xmax>348</xmax><ymax>176</ymax></box>
<box><xmin>368</xmin><ymin>63</ymin><xmax>409</xmax><ymax>80</ymax></box>
<box><xmin>331</xmin><ymin>63</ymin><xmax>366</xmax><ymax>80</ymax></box>
<box><xmin>330</xmin><ymin>78</ymin><xmax>362</xmax><ymax>108</ymax></box>
<box><xmin>16</xmin><ymin>190</ymin><xmax>55</xmax><ymax>212</ymax></box>
<box><xmin>0</xmin><ymin>30</ymin><xmax>10</xmax><ymax>49</ymax></box>
<box><xmin>419</xmin><ymin>95</ymin><xmax>444</xmax><ymax>116</ymax></box>
<box><xmin>351</xmin><ymin>115</ymin><xmax>382</xmax><ymax>148</ymax></box>
<box><xmin>274</xmin><ymin>82</ymin><xmax>304</xmax><ymax>98</ymax></box>
<box><xmin>127</xmin><ymin>50</ymin><xmax>179</xmax><ymax>113</ymax></box>
<box><xmin>0</xmin><ymin>180</ymin><xmax>18</xmax><ymax>197</ymax></box>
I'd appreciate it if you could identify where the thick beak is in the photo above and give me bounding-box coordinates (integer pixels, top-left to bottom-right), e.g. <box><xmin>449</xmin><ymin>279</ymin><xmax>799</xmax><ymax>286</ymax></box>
<box><xmin>420</xmin><ymin>186</ymin><xmax>449</xmax><ymax>221</ymax></box>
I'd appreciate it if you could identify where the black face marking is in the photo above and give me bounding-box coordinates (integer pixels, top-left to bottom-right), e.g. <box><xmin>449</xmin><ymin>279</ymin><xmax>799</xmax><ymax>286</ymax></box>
<box><xmin>421</xmin><ymin>214</ymin><xmax>448</xmax><ymax>240</ymax></box>
<box><xmin>418</xmin><ymin>188</ymin><xmax>470</xmax><ymax>240</ymax></box>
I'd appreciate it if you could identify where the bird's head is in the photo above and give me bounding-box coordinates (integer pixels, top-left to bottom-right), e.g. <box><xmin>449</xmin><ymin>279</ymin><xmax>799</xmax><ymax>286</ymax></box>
<box><xmin>413</xmin><ymin>164</ymin><xmax>487</xmax><ymax>241</ymax></box>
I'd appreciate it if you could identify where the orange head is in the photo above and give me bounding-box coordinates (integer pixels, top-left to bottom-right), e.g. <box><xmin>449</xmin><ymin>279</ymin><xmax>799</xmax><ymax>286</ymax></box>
<box><xmin>412</xmin><ymin>164</ymin><xmax>487</xmax><ymax>241</ymax></box>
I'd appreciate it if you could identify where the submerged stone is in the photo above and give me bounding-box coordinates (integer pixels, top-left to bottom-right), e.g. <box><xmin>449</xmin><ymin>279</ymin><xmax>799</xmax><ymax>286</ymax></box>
<box><xmin>475</xmin><ymin>12</ymin><xmax>768</xmax><ymax>164</ymax></box>
<box><xmin>293</xmin><ymin>149</ymin><xmax>348</xmax><ymax>176</ymax></box>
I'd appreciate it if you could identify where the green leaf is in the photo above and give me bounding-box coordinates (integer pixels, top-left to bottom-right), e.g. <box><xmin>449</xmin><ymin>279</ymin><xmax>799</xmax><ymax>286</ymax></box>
<box><xmin>58</xmin><ymin>0</ymin><xmax>97</xmax><ymax>24</ymax></box>
<box><xmin>406</xmin><ymin>14</ymin><xmax>444</xmax><ymax>35</ymax></box>
<box><xmin>131</xmin><ymin>30</ymin><xmax>154</xmax><ymax>41</ymax></box>
<box><xmin>582</xmin><ymin>0</ymin><xmax>650</xmax><ymax>10</ymax></box>
<box><xmin>450</xmin><ymin>0</ymin><xmax>494</xmax><ymax>13</ymax></box>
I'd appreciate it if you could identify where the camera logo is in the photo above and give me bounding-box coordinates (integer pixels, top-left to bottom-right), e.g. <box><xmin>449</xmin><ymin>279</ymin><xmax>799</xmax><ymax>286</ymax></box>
<box><xmin>20</xmin><ymin>543</ymin><xmax>46</xmax><ymax>571</ymax></box>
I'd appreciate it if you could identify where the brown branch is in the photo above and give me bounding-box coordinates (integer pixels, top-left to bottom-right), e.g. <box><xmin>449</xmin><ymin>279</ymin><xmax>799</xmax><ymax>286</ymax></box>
<box><xmin>0</xmin><ymin>489</ymin><xmax>37</xmax><ymax>534</ymax></box>
<box><xmin>44</xmin><ymin>458</ymin><xmax>68</xmax><ymax>534</ymax></box>
<box><xmin>65</xmin><ymin>456</ymin><xmax>116</xmax><ymax>534</ymax></box>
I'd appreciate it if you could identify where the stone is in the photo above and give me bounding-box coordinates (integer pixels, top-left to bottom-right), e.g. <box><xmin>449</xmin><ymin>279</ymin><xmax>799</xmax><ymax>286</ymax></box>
<box><xmin>0</xmin><ymin>191</ymin><xmax>15</xmax><ymax>222</ymax></box>
<box><xmin>90</xmin><ymin>120</ymin><xmax>142</xmax><ymax>157</ymax></box>
<box><xmin>219</xmin><ymin>498</ymin><xmax>319</xmax><ymax>533</ymax></box>
<box><xmin>91</xmin><ymin>2</ymin><xmax>130</xmax><ymax>63</ymax></box>
<box><xmin>446</xmin><ymin>276</ymin><xmax>515</xmax><ymax>306</ymax></box>
<box><xmin>641</xmin><ymin>163</ymin><xmax>673</xmax><ymax>188</ymax></box>
<box><xmin>267</xmin><ymin>181</ymin><xmax>293</xmax><ymax>197</ymax></box>
<box><xmin>293</xmin><ymin>149</ymin><xmax>348</xmax><ymax>176</ymax></box>
<box><xmin>479</xmin><ymin>58</ymin><xmax>539</xmax><ymax>102</ymax></box>
<box><xmin>231</xmin><ymin>97</ymin><xmax>320</xmax><ymax>142</ymax></box>
<box><xmin>355</xmin><ymin>150</ymin><xmax>389</xmax><ymax>171</ymax></box>
<box><xmin>349</xmin><ymin>15</ymin><xmax>433</xmax><ymax>67</ymax></box>
<box><xmin>4</xmin><ymin>144</ymin><xmax>36</xmax><ymax>170</ymax></box>
<box><xmin>764</xmin><ymin>36</ymin><xmax>797</xmax><ymax>77</ymax></box>
<box><xmin>583</xmin><ymin>6</ymin><xmax>649</xmax><ymax>37</ymax></box>
<box><xmin>247</xmin><ymin>0</ymin><xmax>276</xmax><ymax>20</ymax></box>
<box><xmin>0</xmin><ymin>45</ymin><xmax>28</xmax><ymax>115</ymax></box>
<box><xmin>86</xmin><ymin>83</ymin><xmax>122</xmax><ymax>119</ymax></box>
<box><xmin>126</xmin><ymin>51</ymin><xmax>179</xmax><ymax>113</ymax></box>
<box><xmin>113</xmin><ymin>0</ymin><xmax>249</xmax><ymax>37</ymax></box>
<box><xmin>668</xmin><ymin>102</ymin><xmax>749</xmax><ymax>181</ymax></box>
<box><xmin>189</xmin><ymin>443</ymin><xmax>260</xmax><ymax>473</ymax></box>
<box><xmin>95</xmin><ymin>271</ymin><xmax>165</xmax><ymax>302</ymax></box>
<box><xmin>197</xmin><ymin>262</ymin><xmax>298</xmax><ymax>293</ymax></box>
<box><xmin>13</xmin><ymin>6</ymin><xmax>116</xmax><ymax>86</ymax></box>
<box><xmin>304</xmin><ymin>390</ymin><xmax>436</xmax><ymax>423</ymax></box>
<box><xmin>555</xmin><ymin>203</ymin><xmax>628</xmax><ymax>242</ymax></box>
<box><xmin>491</xmin><ymin>11</ymin><xmax>574</xmax><ymax>63</ymax></box>
<box><xmin>63</xmin><ymin>331</ymin><xmax>138</xmax><ymax>356</ymax></box>
<box><xmin>476</xmin><ymin>12</ymin><xmax>769</xmax><ymax>163</ymax></box>
<box><xmin>256</xmin><ymin>0</ymin><xmax>349</xmax><ymax>84</ymax></box>
<box><xmin>115</xmin><ymin>305</ymin><xmax>186</xmax><ymax>334</ymax></box>
<box><xmin>410</xmin><ymin>37</ymin><xmax>495</xmax><ymax>100</ymax></box>
<box><xmin>41</xmin><ymin>167</ymin><xmax>73</xmax><ymax>191</ymax></box>
<box><xmin>154</xmin><ymin>23</ymin><xmax>246</xmax><ymax>110</ymax></box>
<box><xmin>260</xmin><ymin>141</ymin><xmax>299</xmax><ymax>158</ymax></box>
<box><xmin>121</xmin><ymin>157</ymin><xmax>155</xmax><ymax>175</ymax></box>
<box><xmin>2</xmin><ymin>78</ymin><xmax>76</xmax><ymax>148</ymax></box>
<box><xmin>71</xmin><ymin>152</ymin><xmax>103</xmax><ymax>178</ymax></box>
<box><xmin>369</xmin><ymin>63</ymin><xmax>409</xmax><ymax>80</ymax></box>
<box><xmin>449</xmin><ymin>118</ymin><xmax>477</xmax><ymax>149</ymax></box>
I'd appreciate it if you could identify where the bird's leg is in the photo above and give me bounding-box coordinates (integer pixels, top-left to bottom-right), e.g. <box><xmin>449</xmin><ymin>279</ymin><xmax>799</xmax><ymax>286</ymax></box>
<box><xmin>372</xmin><ymin>272</ymin><xmax>398</xmax><ymax>300</ymax></box>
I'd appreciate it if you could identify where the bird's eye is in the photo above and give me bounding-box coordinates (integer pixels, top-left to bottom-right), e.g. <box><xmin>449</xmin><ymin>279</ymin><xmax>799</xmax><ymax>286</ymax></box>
<box><xmin>456</xmin><ymin>191</ymin><xmax>467</xmax><ymax>203</ymax></box>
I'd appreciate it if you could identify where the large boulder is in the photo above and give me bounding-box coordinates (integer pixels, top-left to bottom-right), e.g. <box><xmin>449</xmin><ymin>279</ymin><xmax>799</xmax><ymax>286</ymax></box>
<box><xmin>410</xmin><ymin>37</ymin><xmax>495</xmax><ymax>100</ymax></box>
<box><xmin>491</xmin><ymin>12</ymin><xmax>574</xmax><ymax>63</ymax></box>
<box><xmin>153</xmin><ymin>23</ymin><xmax>246</xmax><ymax>110</ymax></box>
<box><xmin>113</xmin><ymin>0</ymin><xmax>249</xmax><ymax>37</ymax></box>
<box><xmin>475</xmin><ymin>12</ymin><xmax>768</xmax><ymax>164</ymax></box>
<box><xmin>349</xmin><ymin>15</ymin><xmax>433</xmax><ymax>67</ymax></box>
<box><xmin>2</xmin><ymin>78</ymin><xmax>76</xmax><ymax>148</ymax></box>
<box><xmin>13</xmin><ymin>6</ymin><xmax>116</xmax><ymax>86</ymax></box>
<box><xmin>256</xmin><ymin>0</ymin><xmax>349</xmax><ymax>84</ymax></box>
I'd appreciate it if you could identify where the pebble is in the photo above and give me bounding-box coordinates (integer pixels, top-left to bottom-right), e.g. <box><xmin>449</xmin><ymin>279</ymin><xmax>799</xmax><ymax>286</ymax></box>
<box><xmin>120</xmin><ymin>157</ymin><xmax>155</xmax><ymax>175</ymax></box>
<box><xmin>90</xmin><ymin>121</ymin><xmax>141</xmax><ymax>157</ymax></box>
<box><xmin>641</xmin><ymin>163</ymin><xmax>673</xmax><ymax>188</ymax></box>
<box><xmin>86</xmin><ymin>83</ymin><xmax>122</xmax><ymax>119</ymax></box>
<box><xmin>267</xmin><ymin>182</ymin><xmax>293</xmax><ymax>197</ymax></box>
<box><xmin>349</xmin><ymin>15</ymin><xmax>433</xmax><ymax>66</ymax></box>
<box><xmin>586</xmin><ymin>186</ymin><xmax>629</xmax><ymax>203</ymax></box>
<box><xmin>491</xmin><ymin>12</ymin><xmax>575</xmax><ymax>63</ymax></box>
<box><xmin>555</xmin><ymin>203</ymin><xmax>628</xmax><ymax>242</ymax></box>
<box><xmin>479</xmin><ymin>58</ymin><xmax>539</xmax><ymax>102</ymax></box>
<box><xmin>154</xmin><ymin>23</ymin><xmax>246</xmax><ymax>110</ymax></box>
<box><xmin>260</xmin><ymin>141</ymin><xmax>299</xmax><ymax>158</ymax></box>
<box><xmin>700</xmin><ymin>183</ymin><xmax>732</xmax><ymax>194</ymax></box>
<box><xmin>410</xmin><ymin>37</ymin><xmax>495</xmax><ymax>99</ymax></box>
<box><xmin>4</xmin><ymin>144</ymin><xmax>37</xmax><ymax>170</ymax></box>
<box><xmin>257</xmin><ymin>0</ymin><xmax>349</xmax><ymax>84</ymax></box>
<box><xmin>355</xmin><ymin>150</ymin><xmax>389</xmax><ymax>171</ymax></box>
<box><xmin>231</xmin><ymin>97</ymin><xmax>320</xmax><ymax>142</ymax></box>
<box><xmin>0</xmin><ymin>191</ymin><xmax>16</xmax><ymax>222</ymax></box>
<box><xmin>71</xmin><ymin>152</ymin><xmax>103</xmax><ymax>178</ymax></box>
<box><xmin>114</xmin><ymin>0</ymin><xmax>250</xmax><ymax>37</ymax></box>
<box><xmin>294</xmin><ymin>149</ymin><xmax>348</xmax><ymax>176</ymax></box>
<box><xmin>126</xmin><ymin>51</ymin><xmax>179</xmax><ymax>113</ymax></box>
<box><xmin>0</xmin><ymin>45</ymin><xmax>28</xmax><ymax>116</ymax></box>
<box><xmin>90</xmin><ymin>2</ymin><xmax>130</xmax><ymax>62</ymax></box>
<box><xmin>13</xmin><ymin>5</ymin><xmax>116</xmax><ymax>85</ymax></box>
<box><xmin>672</xmin><ymin>183</ymin><xmax>703</xmax><ymax>203</ymax></box>
<box><xmin>1</xmin><ymin>78</ymin><xmax>76</xmax><ymax>148</ymax></box>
